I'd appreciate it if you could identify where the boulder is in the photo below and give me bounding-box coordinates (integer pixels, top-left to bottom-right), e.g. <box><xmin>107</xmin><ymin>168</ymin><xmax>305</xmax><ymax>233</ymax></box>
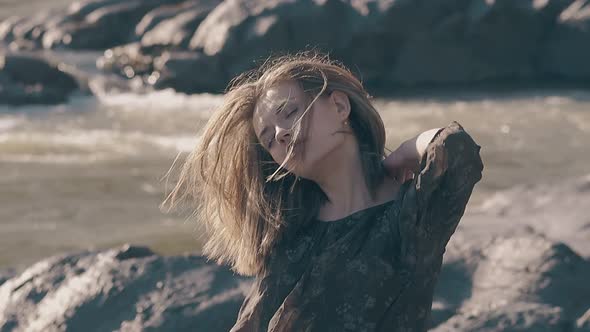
<box><xmin>98</xmin><ymin>0</ymin><xmax>590</xmax><ymax>93</ymax></box>
<box><xmin>139</xmin><ymin>0</ymin><xmax>221</xmax><ymax>50</ymax></box>
<box><xmin>188</xmin><ymin>0</ymin><xmax>366</xmax><ymax>82</ymax></box>
<box><xmin>3</xmin><ymin>0</ymin><xmax>590</xmax><ymax>96</ymax></box>
<box><xmin>430</xmin><ymin>229</ymin><xmax>590</xmax><ymax>331</ymax></box>
<box><xmin>0</xmin><ymin>0</ymin><xmax>190</xmax><ymax>51</ymax></box>
<box><xmin>0</xmin><ymin>244</ymin><xmax>253</xmax><ymax>332</ymax></box>
<box><xmin>539</xmin><ymin>0</ymin><xmax>590</xmax><ymax>80</ymax></box>
<box><xmin>152</xmin><ymin>51</ymin><xmax>225</xmax><ymax>93</ymax></box>
<box><xmin>43</xmin><ymin>0</ymin><xmax>167</xmax><ymax>50</ymax></box>
<box><xmin>1</xmin><ymin>232</ymin><xmax>589</xmax><ymax>331</ymax></box>
<box><xmin>0</xmin><ymin>52</ymin><xmax>81</xmax><ymax>105</ymax></box>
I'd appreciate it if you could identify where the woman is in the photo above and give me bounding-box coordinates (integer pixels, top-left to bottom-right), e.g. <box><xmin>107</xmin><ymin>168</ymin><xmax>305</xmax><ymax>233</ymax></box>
<box><xmin>161</xmin><ymin>51</ymin><xmax>484</xmax><ymax>331</ymax></box>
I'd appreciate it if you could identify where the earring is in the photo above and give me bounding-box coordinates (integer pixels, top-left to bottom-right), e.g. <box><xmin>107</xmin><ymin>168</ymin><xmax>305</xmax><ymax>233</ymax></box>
<box><xmin>344</xmin><ymin>120</ymin><xmax>349</xmax><ymax>126</ymax></box>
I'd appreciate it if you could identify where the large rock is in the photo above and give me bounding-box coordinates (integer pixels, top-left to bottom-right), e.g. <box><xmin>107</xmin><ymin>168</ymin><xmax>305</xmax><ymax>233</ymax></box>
<box><xmin>151</xmin><ymin>51</ymin><xmax>225</xmax><ymax>93</ymax></box>
<box><xmin>94</xmin><ymin>0</ymin><xmax>222</xmax><ymax>84</ymax></box>
<box><xmin>3</xmin><ymin>0</ymin><xmax>590</xmax><ymax>92</ymax></box>
<box><xmin>1</xmin><ymin>231</ymin><xmax>589</xmax><ymax>331</ymax></box>
<box><xmin>139</xmin><ymin>0</ymin><xmax>220</xmax><ymax>50</ymax></box>
<box><xmin>0</xmin><ymin>0</ymin><xmax>189</xmax><ymax>51</ymax></box>
<box><xmin>43</xmin><ymin>0</ymin><xmax>176</xmax><ymax>50</ymax></box>
<box><xmin>430</xmin><ymin>230</ymin><xmax>590</xmax><ymax>331</ymax></box>
<box><xmin>0</xmin><ymin>244</ymin><xmax>253</xmax><ymax>332</ymax></box>
<box><xmin>99</xmin><ymin>0</ymin><xmax>590</xmax><ymax>94</ymax></box>
<box><xmin>389</xmin><ymin>0</ymin><xmax>555</xmax><ymax>85</ymax></box>
<box><xmin>539</xmin><ymin>0</ymin><xmax>590</xmax><ymax>80</ymax></box>
<box><xmin>0</xmin><ymin>52</ymin><xmax>81</xmax><ymax>105</ymax></box>
<box><xmin>96</xmin><ymin>42</ymin><xmax>156</xmax><ymax>79</ymax></box>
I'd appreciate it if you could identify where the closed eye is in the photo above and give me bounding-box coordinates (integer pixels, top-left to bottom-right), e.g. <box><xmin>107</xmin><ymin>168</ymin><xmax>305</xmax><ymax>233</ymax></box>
<box><xmin>266</xmin><ymin>108</ymin><xmax>298</xmax><ymax>149</ymax></box>
<box><xmin>287</xmin><ymin>108</ymin><xmax>297</xmax><ymax>118</ymax></box>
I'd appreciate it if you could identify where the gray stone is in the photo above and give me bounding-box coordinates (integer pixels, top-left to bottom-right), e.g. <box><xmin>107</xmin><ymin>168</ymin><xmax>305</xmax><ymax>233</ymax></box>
<box><xmin>0</xmin><ymin>52</ymin><xmax>81</xmax><ymax>105</ymax></box>
<box><xmin>0</xmin><ymin>244</ymin><xmax>253</xmax><ymax>332</ymax></box>
<box><xmin>430</xmin><ymin>230</ymin><xmax>590</xmax><ymax>330</ymax></box>
<box><xmin>539</xmin><ymin>0</ymin><xmax>590</xmax><ymax>80</ymax></box>
<box><xmin>140</xmin><ymin>0</ymin><xmax>220</xmax><ymax>50</ymax></box>
<box><xmin>152</xmin><ymin>51</ymin><xmax>224</xmax><ymax>93</ymax></box>
<box><xmin>3</xmin><ymin>0</ymin><xmax>590</xmax><ymax>98</ymax></box>
<box><xmin>1</xmin><ymin>232</ymin><xmax>588</xmax><ymax>331</ymax></box>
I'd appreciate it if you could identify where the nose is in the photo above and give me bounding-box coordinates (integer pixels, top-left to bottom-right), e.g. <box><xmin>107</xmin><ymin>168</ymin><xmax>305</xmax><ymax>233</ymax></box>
<box><xmin>275</xmin><ymin>126</ymin><xmax>292</xmax><ymax>146</ymax></box>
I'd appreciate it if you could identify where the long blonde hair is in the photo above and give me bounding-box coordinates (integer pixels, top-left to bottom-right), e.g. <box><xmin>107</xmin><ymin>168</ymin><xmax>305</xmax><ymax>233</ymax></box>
<box><xmin>161</xmin><ymin>50</ymin><xmax>390</xmax><ymax>277</ymax></box>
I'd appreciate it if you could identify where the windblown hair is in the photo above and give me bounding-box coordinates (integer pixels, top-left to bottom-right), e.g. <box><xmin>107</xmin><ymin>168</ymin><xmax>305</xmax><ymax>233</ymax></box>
<box><xmin>161</xmin><ymin>50</ymin><xmax>390</xmax><ymax>277</ymax></box>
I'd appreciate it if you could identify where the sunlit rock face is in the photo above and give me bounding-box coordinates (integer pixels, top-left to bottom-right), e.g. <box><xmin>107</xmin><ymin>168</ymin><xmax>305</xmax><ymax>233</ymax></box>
<box><xmin>431</xmin><ymin>231</ymin><xmax>590</xmax><ymax>331</ymax></box>
<box><xmin>0</xmin><ymin>244</ymin><xmax>253</xmax><ymax>332</ymax></box>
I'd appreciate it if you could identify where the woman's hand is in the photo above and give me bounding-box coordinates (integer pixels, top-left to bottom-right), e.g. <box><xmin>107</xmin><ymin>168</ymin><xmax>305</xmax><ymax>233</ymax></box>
<box><xmin>383</xmin><ymin>128</ymin><xmax>444</xmax><ymax>183</ymax></box>
<box><xmin>383</xmin><ymin>144</ymin><xmax>420</xmax><ymax>183</ymax></box>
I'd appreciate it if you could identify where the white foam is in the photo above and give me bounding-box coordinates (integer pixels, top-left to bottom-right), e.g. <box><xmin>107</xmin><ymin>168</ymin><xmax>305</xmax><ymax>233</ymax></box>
<box><xmin>95</xmin><ymin>88</ymin><xmax>222</xmax><ymax>115</ymax></box>
<box><xmin>0</xmin><ymin>116</ymin><xmax>25</xmax><ymax>131</ymax></box>
<box><xmin>0</xmin><ymin>128</ymin><xmax>198</xmax><ymax>164</ymax></box>
<box><xmin>147</xmin><ymin>134</ymin><xmax>199</xmax><ymax>153</ymax></box>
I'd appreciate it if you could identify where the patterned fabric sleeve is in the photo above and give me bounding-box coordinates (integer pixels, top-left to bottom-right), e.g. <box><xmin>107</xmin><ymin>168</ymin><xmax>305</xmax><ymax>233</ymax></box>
<box><xmin>395</xmin><ymin>121</ymin><xmax>484</xmax><ymax>268</ymax></box>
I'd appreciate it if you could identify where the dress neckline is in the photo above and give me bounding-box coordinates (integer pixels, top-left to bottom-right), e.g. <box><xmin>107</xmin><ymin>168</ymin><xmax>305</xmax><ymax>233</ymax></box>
<box><xmin>315</xmin><ymin>198</ymin><xmax>398</xmax><ymax>223</ymax></box>
<box><xmin>314</xmin><ymin>177</ymin><xmax>411</xmax><ymax>224</ymax></box>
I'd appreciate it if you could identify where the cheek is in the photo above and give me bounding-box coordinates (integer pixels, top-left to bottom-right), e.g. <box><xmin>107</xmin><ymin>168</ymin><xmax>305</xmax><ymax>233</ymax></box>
<box><xmin>304</xmin><ymin>121</ymin><xmax>346</xmax><ymax>161</ymax></box>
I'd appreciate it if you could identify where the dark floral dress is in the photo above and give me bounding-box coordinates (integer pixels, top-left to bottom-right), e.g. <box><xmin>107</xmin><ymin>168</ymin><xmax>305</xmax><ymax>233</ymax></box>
<box><xmin>230</xmin><ymin>121</ymin><xmax>484</xmax><ymax>332</ymax></box>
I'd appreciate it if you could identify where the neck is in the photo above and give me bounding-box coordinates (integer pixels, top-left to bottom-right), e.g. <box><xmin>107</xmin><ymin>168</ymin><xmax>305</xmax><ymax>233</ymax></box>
<box><xmin>308</xmin><ymin>136</ymin><xmax>383</xmax><ymax>220</ymax></box>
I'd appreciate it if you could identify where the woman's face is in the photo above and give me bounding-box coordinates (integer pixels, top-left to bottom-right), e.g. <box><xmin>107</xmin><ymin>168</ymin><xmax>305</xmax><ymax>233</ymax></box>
<box><xmin>252</xmin><ymin>80</ymin><xmax>351</xmax><ymax>179</ymax></box>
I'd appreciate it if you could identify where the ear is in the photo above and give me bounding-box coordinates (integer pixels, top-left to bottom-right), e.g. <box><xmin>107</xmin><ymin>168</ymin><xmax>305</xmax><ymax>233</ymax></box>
<box><xmin>330</xmin><ymin>90</ymin><xmax>351</xmax><ymax>121</ymax></box>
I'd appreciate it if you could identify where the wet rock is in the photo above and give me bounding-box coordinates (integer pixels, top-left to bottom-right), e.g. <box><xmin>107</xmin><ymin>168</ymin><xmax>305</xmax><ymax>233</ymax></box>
<box><xmin>135</xmin><ymin>3</ymin><xmax>187</xmax><ymax>38</ymax></box>
<box><xmin>4</xmin><ymin>0</ymin><xmax>590</xmax><ymax>92</ymax></box>
<box><xmin>0</xmin><ymin>52</ymin><xmax>81</xmax><ymax>105</ymax></box>
<box><xmin>578</xmin><ymin>308</ymin><xmax>590</xmax><ymax>330</ymax></box>
<box><xmin>389</xmin><ymin>0</ymin><xmax>556</xmax><ymax>85</ymax></box>
<box><xmin>100</xmin><ymin>0</ymin><xmax>590</xmax><ymax>93</ymax></box>
<box><xmin>187</xmin><ymin>0</ymin><xmax>363</xmax><ymax>82</ymax></box>
<box><xmin>139</xmin><ymin>0</ymin><xmax>220</xmax><ymax>50</ymax></box>
<box><xmin>0</xmin><ymin>0</ymin><xmax>189</xmax><ymax>51</ymax></box>
<box><xmin>96</xmin><ymin>42</ymin><xmax>156</xmax><ymax>79</ymax></box>
<box><xmin>113</xmin><ymin>244</ymin><xmax>155</xmax><ymax>261</ymax></box>
<box><xmin>67</xmin><ymin>0</ymin><xmax>127</xmax><ymax>19</ymax></box>
<box><xmin>43</xmin><ymin>0</ymin><xmax>164</xmax><ymax>50</ymax></box>
<box><xmin>539</xmin><ymin>0</ymin><xmax>590</xmax><ymax>80</ymax></box>
<box><xmin>0</xmin><ymin>16</ymin><xmax>28</xmax><ymax>45</ymax></box>
<box><xmin>152</xmin><ymin>51</ymin><xmax>224</xmax><ymax>93</ymax></box>
<box><xmin>0</xmin><ymin>244</ymin><xmax>253</xmax><ymax>332</ymax></box>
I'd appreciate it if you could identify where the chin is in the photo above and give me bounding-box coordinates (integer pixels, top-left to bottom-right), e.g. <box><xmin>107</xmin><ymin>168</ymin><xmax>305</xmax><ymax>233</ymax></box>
<box><xmin>281</xmin><ymin>143</ymin><xmax>317</xmax><ymax>179</ymax></box>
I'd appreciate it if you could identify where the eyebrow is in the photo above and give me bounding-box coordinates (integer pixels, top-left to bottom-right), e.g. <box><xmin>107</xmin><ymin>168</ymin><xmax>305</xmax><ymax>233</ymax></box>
<box><xmin>258</xmin><ymin>99</ymin><xmax>291</xmax><ymax>142</ymax></box>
